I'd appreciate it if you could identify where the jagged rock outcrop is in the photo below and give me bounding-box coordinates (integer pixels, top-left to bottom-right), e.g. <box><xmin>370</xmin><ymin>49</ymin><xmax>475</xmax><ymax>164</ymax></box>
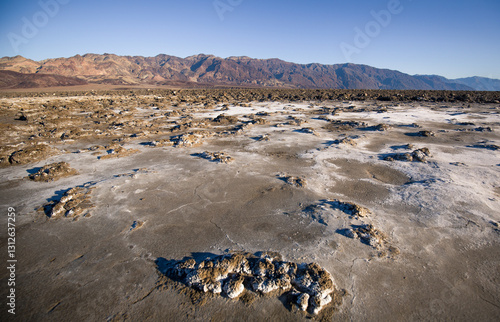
<box><xmin>158</xmin><ymin>252</ymin><xmax>341</xmax><ymax>315</ymax></box>
<box><xmin>43</xmin><ymin>185</ymin><xmax>94</xmax><ymax>220</ymax></box>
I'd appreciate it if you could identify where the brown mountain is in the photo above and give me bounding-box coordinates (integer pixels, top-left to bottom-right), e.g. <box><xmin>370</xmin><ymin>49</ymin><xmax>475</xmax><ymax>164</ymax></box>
<box><xmin>0</xmin><ymin>70</ymin><xmax>87</xmax><ymax>89</ymax></box>
<box><xmin>0</xmin><ymin>53</ymin><xmax>474</xmax><ymax>90</ymax></box>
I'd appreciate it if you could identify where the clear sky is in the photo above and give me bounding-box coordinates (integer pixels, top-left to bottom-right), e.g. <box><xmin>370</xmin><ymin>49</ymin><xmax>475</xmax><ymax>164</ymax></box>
<box><xmin>1</xmin><ymin>0</ymin><xmax>499</xmax><ymax>79</ymax></box>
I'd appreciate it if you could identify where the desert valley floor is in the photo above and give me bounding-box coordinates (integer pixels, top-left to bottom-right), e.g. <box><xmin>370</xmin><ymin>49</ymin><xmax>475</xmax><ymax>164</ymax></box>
<box><xmin>0</xmin><ymin>90</ymin><xmax>499</xmax><ymax>321</ymax></box>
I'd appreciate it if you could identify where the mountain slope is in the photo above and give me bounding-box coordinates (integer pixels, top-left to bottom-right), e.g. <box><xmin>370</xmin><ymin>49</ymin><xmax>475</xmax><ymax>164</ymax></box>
<box><xmin>453</xmin><ymin>77</ymin><xmax>500</xmax><ymax>91</ymax></box>
<box><xmin>0</xmin><ymin>70</ymin><xmax>87</xmax><ymax>89</ymax></box>
<box><xmin>0</xmin><ymin>55</ymin><xmax>40</xmax><ymax>74</ymax></box>
<box><xmin>0</xmin><ymin>54</ymin><xmax>484</xmax><ymax>90</ymax></box>
<box><xmin>413</xmin><ymin>75</ymin><xmax>473</xmax><ymax>91</ymax></box>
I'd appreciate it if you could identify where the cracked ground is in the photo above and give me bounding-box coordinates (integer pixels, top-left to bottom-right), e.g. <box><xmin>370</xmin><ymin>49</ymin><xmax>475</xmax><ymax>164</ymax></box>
<box><xmin>0</xmin><ymin>92</ymin><xmax>499</xmax><ymax>320</ymax></box>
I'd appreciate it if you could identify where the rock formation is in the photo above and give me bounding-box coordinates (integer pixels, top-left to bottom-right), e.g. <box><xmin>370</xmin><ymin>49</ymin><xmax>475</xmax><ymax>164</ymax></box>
<box><xmin>158</xmin><ymin>252</ymin><xmax>341</xmax><ymax>315</ymax></box>
<box><xmin>28</xmin><ymin>162</ymin><xmax>78</xmax><ymax>182</ymax></box>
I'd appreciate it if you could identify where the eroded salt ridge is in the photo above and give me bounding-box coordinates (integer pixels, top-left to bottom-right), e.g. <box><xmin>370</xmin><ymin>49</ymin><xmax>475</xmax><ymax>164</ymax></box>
<box><xmin>303</xmin><ymin>199</ymin><xmax>399</xmax><ymax>257</ymax></box>
<box><xmin>42</xmin><ymin>184</ymin><xmax>94</xmax><ymax>220</ymax></box>
<box><xmin>156</xmin><ymin>252</ymin><xmax>342</xmax><ymax>315</ymax></box>
<box><xmin>28</xmin><ymin>161</ymin><xmax>78</xmax><ymax>182</ymax></box>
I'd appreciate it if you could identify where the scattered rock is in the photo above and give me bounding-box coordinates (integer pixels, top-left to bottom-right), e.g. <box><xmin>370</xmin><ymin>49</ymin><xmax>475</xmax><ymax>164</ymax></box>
<box><xmin>298</xmin><ymin>127</ymin><xmax>318</xmax><ymax>135</ymax></box>
<box><xmin>28</xmin><ymin>162</ymin><xmax>78</xmax><ymax>182</ymax></box>
<box><xmin>15</xmin><ymin>112</ymin><xmax>28</xmax><ymax>121</ymax></box>
<box><xmin>332</xmin><ymin>137</ymin><xmax>358</xmax><ymax>146</ymax></box>
<box><xmin>455</xmin><ymin>121</ymin><xmax>475</xmax><ymax>126</ymax></box>
<box><xmin>469</xmin><ymin>143</ymin><xmax>500</xmax><ymax>151</ymax></box>
<box><xmin>343</xmin><ymin>223</ymin><xmax>399</xmax><ymax>258</ymax></box>
<box><xmin>374</xmin><ymin>123</ymin><xmax>392</xmax><ymax>131</ymax></box>
<box><xmin>170</xmin><ymin>132</ymin><xmax>212</xmax><ymax>147</ymax></box>
<box><xmin>450</xmin><ymin>162</ymin><xmax>467</xmax><ymax>167</ymax></box>
<box><xmin>157</xmin><ymin>252</ymin><xmax>342</xmax><ymax>315</ymax></box>
<box><xmin>199</xmin><ymin>151</ymin><xmax>234</xmax><ymax>164</ymax></box>
<box><xmin>287</xmin><ymin>117</ymin><xmax>306</xmax><ymax>126</ymax></box>
<box><xmin>44</xmin><ymin>186</ymin><xmax>94</xmax><ymax>220</ymax></box>
<box><xmin>330</xmin><ymin>199</ymin><xmax>371</xmax><ymax>218</ymax></box>
<box><xmin>87</xmin><ymin>145</ymin><xmax>106</xmax><ymax>152</ymax></box>
<box><xmin>384</xmin><ymin>148</ymin><xmax>431</xmax><ymax>162</ymax></box>
<box><xmin>249</xmin><ymin>117</ymin><xmax>267</xmax><ymax>125</ymax></box>
<box><xmin>385</xmin><ymin>153</ymin><xmax>411</xmax><ymax>162</ymax></box>
<box><xmin>417</xmin><ymin>130</ymin><xmax>435</xmax><ymax>137</ymax></box>
<box><xmin>130</xmin><ymin>131</ymin><xmax>150</xmax><ymax>138</ymax></box>
<box><xmin>325</xmin><ymin>120</ymin><xmax>367</xmax><ymax>131</ymax></box>
<box><xmin>212</xmin><ymin>113</ymin><xmax>239</xmax><ymax>125</ymax></box>
<box><xmin>405</xmin><ymin>143</ymin><xmax>415</xmax><ymax>150</ymax></box>
<box><xmin>114</xmin><ymin>168</ymin><xmax>152</xmax><ymax>179</ymax></box>
<box><xmin>457</xmin><ymin>126</ymin><xmax>493</xmax><ymax>132</ymax></box>
<box><xmin>285</xmin><ymin>176</ymin><xmax>307</xmax><ymax>188</ymax></box>
<box><xmin>146</xmin><ymin>139</ymin><xmax>174</xmax><ymax>147</ymax></box>
<box><xmin>257</xmin><ymin>134</ymin><xmax>270</xmax><ymax>141</ymax></box>
<box><xmin>9</xmin><ymin>144</ymin><xmax>58</xmax><ymax>165</ymax></box>
<box><xmin>99</xmin><ymin>145</ymin><xmax>140</xmax><ymax>160</ymax></box>
<box><xmin>339</xmin><ymin>220</ymin><xmax>399</xmax><ymax>257</ymax></box>
<box><xmin>473</xmin><ymin>127</ymin><xmax>493</xmax><ymax>132</ymax></box>
<box><xmin>346</xmin><ymin>224</ymin><xmax>387</xmax><ymax>249</ymax></box>
<box><xmin>411</xmin><ymin>148</ymin><xmax>431</xmax><ymax>162</ymax></box>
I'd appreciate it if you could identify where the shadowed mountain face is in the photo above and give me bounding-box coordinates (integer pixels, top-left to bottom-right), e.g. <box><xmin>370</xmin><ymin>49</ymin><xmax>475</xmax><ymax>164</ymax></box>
<box><xmin>0</xmin><ymin>54</ymin><xmax>486</xmax><ymax>90</ymax></box>
<box><xmin>0</xmin><ymin>70</ymin><xmax>87</xmax><ymax>89</ymax></box>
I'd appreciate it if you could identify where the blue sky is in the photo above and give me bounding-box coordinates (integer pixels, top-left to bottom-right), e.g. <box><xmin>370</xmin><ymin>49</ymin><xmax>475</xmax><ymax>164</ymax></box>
<box><xmin>1</xmin><ymin>0</ymin><xmax>499</xmax><ymax>79</ymax></box>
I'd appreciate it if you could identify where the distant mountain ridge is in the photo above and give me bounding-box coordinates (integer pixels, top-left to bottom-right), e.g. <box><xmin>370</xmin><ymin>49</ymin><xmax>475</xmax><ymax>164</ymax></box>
<box><xmin>454</xmin><ymin>77</ymin><xmax>500</xmax><ymax>92</ymax></box>
<box><xmin>414</xmin><ymin>75</ymin><xmax>500</xmax><ymax>92</ymax></box>
<box><xmin>0</xmin><ymin>53</ymin><xmax>498</xmax><ymax>91</ymax></box>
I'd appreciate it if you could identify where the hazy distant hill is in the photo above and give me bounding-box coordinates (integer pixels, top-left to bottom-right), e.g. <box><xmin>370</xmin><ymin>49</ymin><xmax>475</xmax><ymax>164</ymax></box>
<box><xmin>413</xmin><ymin>75</ymin><xmax>469</xmax><ymax>91</ymax></box>
<box><xmin>415</xmin><ymin>75</ymin><xmax>500</xmax><ymax>92</ymax></box>
<box><xmin>453</xmin><ymin>77</ymin><xmax>500</xmax><ymax>91</ymax></box>
<box><xmin>0</xmin><ymin>54</ymin><xmax>490</xmax><ymax>91</ymax></box>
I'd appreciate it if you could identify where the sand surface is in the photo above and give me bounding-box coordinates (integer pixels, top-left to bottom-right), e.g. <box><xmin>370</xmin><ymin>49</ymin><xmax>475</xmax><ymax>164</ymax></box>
<box><xmin>0</xmin><ymin>94</ymin><xmax>499</xmax><ymax>321</ymax></box>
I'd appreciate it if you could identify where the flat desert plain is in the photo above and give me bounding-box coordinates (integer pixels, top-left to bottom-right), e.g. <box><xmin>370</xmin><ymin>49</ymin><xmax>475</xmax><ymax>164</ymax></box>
<box><xmin>0</xmin><ymin>90</ymin><xmax>499</xmax><ymax>321</ymax></box>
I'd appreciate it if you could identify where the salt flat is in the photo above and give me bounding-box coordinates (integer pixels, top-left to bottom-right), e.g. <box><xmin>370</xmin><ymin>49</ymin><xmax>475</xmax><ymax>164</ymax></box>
<box><xmin>0</xmin><ymin>92</ymin><xmax>499</xmax><ymax>321</ymax></box>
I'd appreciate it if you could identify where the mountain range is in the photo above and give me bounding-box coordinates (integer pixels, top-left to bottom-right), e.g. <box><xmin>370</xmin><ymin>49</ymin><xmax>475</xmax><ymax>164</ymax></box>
<box><xmin>0</xmin><ymin>54</ymin><xmax>499</xmax><ymax>91</ymax></box>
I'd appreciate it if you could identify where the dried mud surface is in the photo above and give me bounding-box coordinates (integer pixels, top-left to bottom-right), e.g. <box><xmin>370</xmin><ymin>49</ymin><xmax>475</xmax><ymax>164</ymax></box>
<box><xmin>0</xmin><ymin>89</ymin><xmax>499</xmax><ymax>321</ymax></box>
